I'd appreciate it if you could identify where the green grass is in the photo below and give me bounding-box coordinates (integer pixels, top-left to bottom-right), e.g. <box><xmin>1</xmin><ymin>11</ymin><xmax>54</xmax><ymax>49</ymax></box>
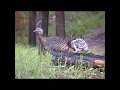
<box><xmin>15</xmin><ymin>44</ymin><xmax>105</xmax><ymax>79</ymax></box>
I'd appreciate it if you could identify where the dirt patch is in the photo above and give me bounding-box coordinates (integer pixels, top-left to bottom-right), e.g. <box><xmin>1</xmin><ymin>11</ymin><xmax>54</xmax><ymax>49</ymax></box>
<box><xmin>84</xmin><ymin>28</ymin><xmax>105</xmax><ymax>52</ymax></box>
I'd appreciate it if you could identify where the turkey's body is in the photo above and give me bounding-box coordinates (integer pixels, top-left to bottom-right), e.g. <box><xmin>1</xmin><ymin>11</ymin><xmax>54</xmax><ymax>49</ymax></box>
<box><xmin>39</xmin><ymin>36</ymin><xmax>76</xmax><ymax>57</ymax></box>
<box><xmin>42</xmin><ymin>37</ymin><xmax>69</xmax><ymax>51</ymax></box>
<box><xmin>34</xmin><ymin>27</ymin><xmax>105</xmax><ymax>67</ymax></box>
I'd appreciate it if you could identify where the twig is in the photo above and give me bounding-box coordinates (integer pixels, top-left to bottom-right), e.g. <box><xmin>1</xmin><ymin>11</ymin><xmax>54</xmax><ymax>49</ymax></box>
<box><xmin>36</xmin><ymin>20</ymin><xmax>42</xmax><ymax>27</ymax></box>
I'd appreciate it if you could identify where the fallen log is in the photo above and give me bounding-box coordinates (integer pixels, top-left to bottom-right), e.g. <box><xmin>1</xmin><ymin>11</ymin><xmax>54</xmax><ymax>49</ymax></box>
<box><xmin>51</xmin><ymin>52</ymin><xmax>105</xmax><ymax>67</ymax></box>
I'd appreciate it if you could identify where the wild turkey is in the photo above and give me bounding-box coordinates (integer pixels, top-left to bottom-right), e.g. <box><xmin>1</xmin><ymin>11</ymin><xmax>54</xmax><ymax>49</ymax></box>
<box><xmin>34</xmin><ymin>27</ymin><xmax>81</xmax><ymax>56</ymax></box>
<box><xmin>33</xmin><ymin>27</ymin><xmax>90</xmax><ymax>56</ymax></box>
<box><xmin>34</xmin><ymin>27</ymin><xmax>105</xmax><ymax>67</ymax></box>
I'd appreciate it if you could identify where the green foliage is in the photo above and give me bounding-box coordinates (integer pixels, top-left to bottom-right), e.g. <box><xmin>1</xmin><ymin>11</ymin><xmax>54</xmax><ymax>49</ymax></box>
<box><xmin>15</xmin><ymin>11</ymin><xmax>29</xmax><ymax>44</ymax></box>
<box><xmin>65</xmin><ymin>11</ymin><xmax>105</xmax><ymax>37</ymax></box>
<box><xmin>48</xmin><ymin>11</ymin><xmax>105</xmax><ymax>37</ymax></box>
<box><xmin>15</xmin><ymin>11</ymin><xmax>105</xmax><ymax>44</ymax></box>
<box><xmin>15</xmin><ymin>44</ymin><xmax>105</xmax><ymax>79</ymax></box>
<box><xmin>48</xmin><ymin>21</ymin><xmax>56</xmax><ymax>36</ymax></box>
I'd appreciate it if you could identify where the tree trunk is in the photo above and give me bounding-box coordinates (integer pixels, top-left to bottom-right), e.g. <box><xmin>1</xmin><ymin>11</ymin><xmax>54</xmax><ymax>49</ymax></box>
<box><xmin>41</xmin><ymin>11</ymin><xmax>49</xmax><ymax>36</ymax></box>
<box><xmin>36</xmin><ymin>11</ymin><xmax>49</xmax><ymax>52</ymax></box>
<box><xmin>29</xmin><ymin>11</ymin><xmax>36</xmax><ymax>46</ymax></box>
<box><xmin>55</xmin><ymin>11</ymin><xmax>65</xmax><ymax>37</ymax></box>
<box><xmin>36</xmin><ymin>11</ymin><xmax>49</xmax><ymax>36</ymax></box>
<box><xmin>36</xmin><ymin>11</ymin><xmax>41</xmax><ymax>46</ymax></box>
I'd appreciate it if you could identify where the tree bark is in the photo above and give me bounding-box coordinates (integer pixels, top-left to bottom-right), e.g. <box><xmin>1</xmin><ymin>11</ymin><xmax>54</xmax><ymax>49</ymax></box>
<box><xmin>55</xmin><ymin>11</ymin><xmax>65</xmax><ymax>37</ymax></box>
<box><xmin>36</xmin><ymin>11</ymin><xmax>49</xmax><ymax>52</ymax></box>
<box><xmin>36</xmin><ymin>11</ymin><xmax>41</xmax><ymax>46</ymax></box>
<box><xmin>41</xmin><ymin>11</ymin><xmax>49</xmax><ymax>36</ymax></box>
<box><xmin>29</xmin><ymin>11</ymin><xmax>36</xmax><ymax>46</ymax></box>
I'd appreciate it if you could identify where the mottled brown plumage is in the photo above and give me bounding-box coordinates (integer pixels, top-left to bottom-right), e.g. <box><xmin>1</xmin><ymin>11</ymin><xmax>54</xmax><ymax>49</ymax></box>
<box><xmin>34</xmin><ymin>27</ymin><xmax>76</xmax><ymax>55</ymax></box>
<box><xmin>34</xmin><ymin>28</ymin><xmax>105</xmax><ymax>67</ymax></box>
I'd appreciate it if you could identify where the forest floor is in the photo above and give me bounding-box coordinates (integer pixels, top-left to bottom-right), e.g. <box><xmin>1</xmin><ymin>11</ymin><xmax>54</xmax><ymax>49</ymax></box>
<box><xmin>84</xmin><ymin>28</ymin><xmax>105</xmax><ymax>53</ymax></box>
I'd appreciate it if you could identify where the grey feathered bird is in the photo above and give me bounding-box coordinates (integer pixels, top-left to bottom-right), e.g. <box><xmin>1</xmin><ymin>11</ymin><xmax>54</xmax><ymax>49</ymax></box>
<box><xmin>33</xmin><ymin>27</ymin><xmax>90</xmax><ymax>55</ymax></box>
<box><xmin>33</xmin><ymin>27</ymin><xmax>105</xmax><ymax>67</ymax></box>
<box><xmin>33</xmin><ymin>27</ymin><xmax>78</xmax><ymax>56</ymax></box>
